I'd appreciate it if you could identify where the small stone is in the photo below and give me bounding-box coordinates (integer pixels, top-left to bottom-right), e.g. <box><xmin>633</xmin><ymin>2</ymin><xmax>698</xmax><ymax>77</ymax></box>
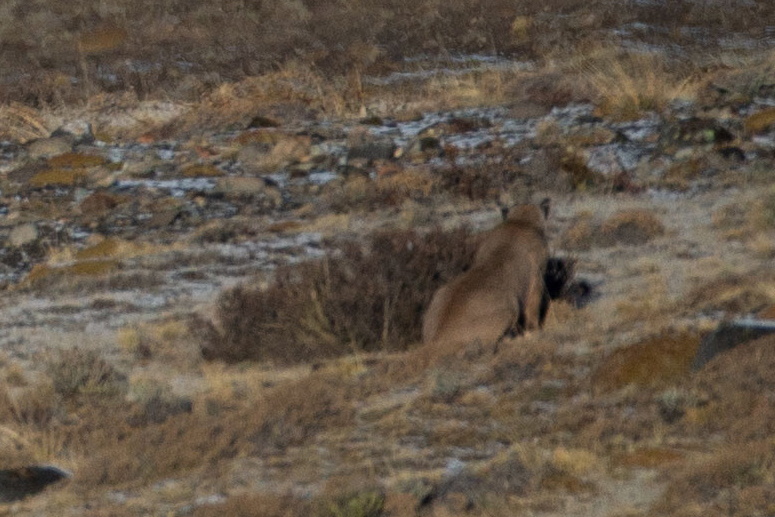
<box><xmin>9</xmin><ymin>223</ymin><xmax>38</xmax><ymax>247</ymax></box>
<box><xmin>213</xmin><ymin>176</ymin><xmax>266</xmax><ymax>197</ymax></box>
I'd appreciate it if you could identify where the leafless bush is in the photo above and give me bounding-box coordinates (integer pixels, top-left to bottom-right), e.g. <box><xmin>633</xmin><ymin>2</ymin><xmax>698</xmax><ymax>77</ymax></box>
<box><xmin>44</xmin><ymin>347</ymin><xmax>127</xmax><ymax>399</ymax></box>
<box><xmin>202</xmin><ymin>227</ymin><xmax>476</xmax><ymax>364</ymax></box>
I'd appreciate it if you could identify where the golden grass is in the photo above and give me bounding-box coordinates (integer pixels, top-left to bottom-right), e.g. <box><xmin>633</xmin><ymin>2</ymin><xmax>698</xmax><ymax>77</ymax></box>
<box><xmin>47</xmin><ymin>152</ymin><xmax>107</xmax><ymax>169</ymax></box>
<box><xmin>22</xmin><ymin>259</ymin><xmax>121</xmax><ymax>286</ymax></box>
<box><xmin>613</xmin><ymin>447</ymin><xmax>686</xmax><ymax>469</ymax></box>
<box><xmin>29</xmin><ymin>168</ymin><xmax>90</xmax><ymax>188</ymax></box>
<box><xmin>76</xmin><ymin>24</ymin><xmax>128</xmax><ymax>56</ymax></box>
<box><xmin>0</xmin><ymin>103</ymin><xmax>49</xmax><ymax>143</ymax></box>
<box><xmin>599</xmin><ymin>209</ymin><xmax>666</xmax><ymax>246</ymax></box>
<box><xmin>683</xmin><ymin>267</ymin><xmax>775</xmax><ymax>315</ymax></box>
<box><xmin>574</xmin><ymin>48</ymin><xmax>700</xmax><ymax>120</ymax></box>
<box><xmin>181</xmin><ymin>164</ymin><xmax>225</xmax><ymax>178</ymax></box>
<box><xmin>744</xmin><ymin>107</ymin><xmax>775</xmax><ymax>134</ymax></box>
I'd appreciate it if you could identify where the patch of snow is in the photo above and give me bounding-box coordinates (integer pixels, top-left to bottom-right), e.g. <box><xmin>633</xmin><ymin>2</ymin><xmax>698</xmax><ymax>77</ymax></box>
<box><xmin>114</xmin><ymin>178</ymin><xmax>216</xmax><ymax>197</ymax></box>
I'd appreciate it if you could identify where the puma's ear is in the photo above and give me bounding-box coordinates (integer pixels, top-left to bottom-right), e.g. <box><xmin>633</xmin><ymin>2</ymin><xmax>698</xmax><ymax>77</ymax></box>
<box><xmin>539</xmin><ymin>198</ymin><xmax>551</xmax><ymax>219</ymax></box>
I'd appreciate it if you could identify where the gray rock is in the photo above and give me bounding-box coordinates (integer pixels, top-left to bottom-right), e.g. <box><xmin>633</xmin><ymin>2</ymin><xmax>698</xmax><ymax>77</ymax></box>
<box><xmin>53</xmin><ymin>120</ymin><xmax>94</xmax><ymax>144</ymax></box>
<box><xmin>0</xmin><ymin>465</ymin><xmax>70</xmax><ymax>503</ymax></box>
<box><xmin>692</xmin><ymin>318</ymin><xmax>775</xmax><ymax>370</ymax></box>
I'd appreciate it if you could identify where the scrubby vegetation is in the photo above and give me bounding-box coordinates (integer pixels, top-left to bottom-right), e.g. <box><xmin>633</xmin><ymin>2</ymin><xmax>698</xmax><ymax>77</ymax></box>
<box><xmin>3</xmin><ymin>0</ymin><xmax>775</xmax><ymax>515</ymax></box>
<box><xmin>202</xmin><ymin>227</ymin><xmax>476</xmax><ymax>363</ymax></box>
<box><xmin>3</xmin><ymin>0</ymin><xmax>775</xmax><ymax>108</ymax></box>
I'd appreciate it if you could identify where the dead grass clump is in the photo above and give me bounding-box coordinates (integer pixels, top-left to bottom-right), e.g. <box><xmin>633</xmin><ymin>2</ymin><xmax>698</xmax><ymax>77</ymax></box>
<box><xmin>575</xmin><ymin>48</ymin><xmax>699</xmax><ymax>120</ymax></box>
<box><xmin>590</xmin><ymin>332</ymin><xmax>700</xmax><ymax>394</ymax></box>
<box><xmin>598</xmin><ymin>209</ymin><xmax>666</xmax><ymax>247</ymax></box>
<box><xmin>203</xmin><ymin>227</ymin><xmax>475</xmax><ymax>364</ymax></box>
<box><xmin>326</xmin><ymin>169</ymin><xmax>438</xmax><ymax>212</ymax></box>
<box><xmin>561</xmin><ymin>209</ymin><xmax>665</xmax><ymax>250</ymax></box>
<box><xmin>0</xmin><ymin>103</ymin><xmax>49</xmax><ymax>143</ymax></box>
<box><xmin>0</xmin><ymin>384</ymin><xmax>61</xmax><ymax>428</ymax></box>
<box><xmin>437</xmin><ymin>162</ymin><xmax>523</xmax><ymax>201</ymax></box>
<box><xmin>44</xmin><ymin>348</ymin><xmax>127</xmax><ymax>400</ymax></box>
<box><xmin>683</xmin><ymin>269</ymin><xmax>775</xmax><ymax>315</ymax></box>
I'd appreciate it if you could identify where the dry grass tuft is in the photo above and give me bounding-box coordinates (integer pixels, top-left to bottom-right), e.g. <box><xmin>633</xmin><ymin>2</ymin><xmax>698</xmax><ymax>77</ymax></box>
<box><xmin>0</xmin><ymin>103</ymin><xmax>49</xmax><ymax>143</ymax></box>
<box><xmin>683</xmin><ymin>267</ymin><xmax>775</xmax><ymax>315</ymax></box>
<box><xmin>326</xmin><ymin>168</ymin><xmax>439</xmax><ymax>213</ymax></box>
<box><xmin>590</xmin><ymin>332</ymin><xmax>700</xmax><ymax>394</ymax></box>
<box><xmin>561</xmin><ymin>209</ymin><xmax>665</xmax><ymax>250</ymax></box>
<box><xmin>0</xmin><ymin>383</ymin><xmax>61</xmax><ymax>428</ymax></box>
<box><xmin>598</xmin><ymin>209</ymin><xmax>666</xmax><ymax>247</ymax></box>
<box><xmin>202</xmin><ymin>227</ymin><xmax>475</xmax><ymax>364</ymax></box>
<box><xmin>575</xmin><ymin>48</ymin><xmax>699</xmax><ymax>120</ymax></box>
<box><xmin>44</xmin><ymin>347</ymin><xmax>127</xmax><ymax>400</ymax></box>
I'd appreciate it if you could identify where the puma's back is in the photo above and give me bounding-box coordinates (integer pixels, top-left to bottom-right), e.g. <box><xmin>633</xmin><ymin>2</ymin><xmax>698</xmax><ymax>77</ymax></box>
<box><xmin>422</xmin><ymin>200</ymin><xmax>550</xmax><ymax>351</ymax></box>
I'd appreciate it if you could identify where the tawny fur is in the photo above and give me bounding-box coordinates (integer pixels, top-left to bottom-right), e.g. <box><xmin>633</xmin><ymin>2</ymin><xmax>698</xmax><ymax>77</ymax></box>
<box><xmin>422</xmin><ymin>202</ymin><xmax>549</xmax><ymax>350</ymax></box>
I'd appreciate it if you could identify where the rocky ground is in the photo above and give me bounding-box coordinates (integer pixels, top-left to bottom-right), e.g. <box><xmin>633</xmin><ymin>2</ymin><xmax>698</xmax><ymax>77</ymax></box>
<box><xmin>0</xmin><ymin>56</ymin><xmax>774</xmax><ymax>516</ymax></box>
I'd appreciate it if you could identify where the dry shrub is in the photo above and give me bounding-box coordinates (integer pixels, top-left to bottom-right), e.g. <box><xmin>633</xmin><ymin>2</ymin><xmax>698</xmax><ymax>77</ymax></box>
<box><xmin>590</xmin><ymin>332</ymin><xmax>700</xmax><ymax>394</ymax></box>
<box><xmin>44</xmin><ymin>348</ymin><xmax>127</xmax><ymax>400</ymax></box>
<box><xmin>203</xmin><ymin>227</ymin><xmax>475</xmax><ymax>364</ymax></box>
<box><xmin>574</xmin><ymin>48</ymin><xmax>699</xmax><ymax>120</ymax></box>
<box><xmin>0</xmin><ymin>384</ymin><xmax>61</xmax><ymax>428</ymax></box>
